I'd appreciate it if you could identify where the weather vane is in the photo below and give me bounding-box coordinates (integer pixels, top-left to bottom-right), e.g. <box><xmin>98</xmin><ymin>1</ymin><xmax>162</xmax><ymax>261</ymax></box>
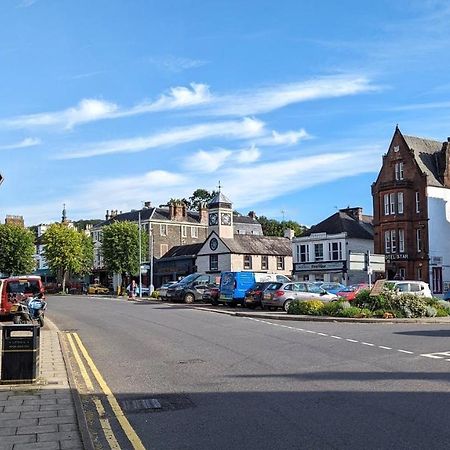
<box><xmin>217</xmin><ymin>180</ymin><xmax>222</xmax><ymax>193</ymax></box>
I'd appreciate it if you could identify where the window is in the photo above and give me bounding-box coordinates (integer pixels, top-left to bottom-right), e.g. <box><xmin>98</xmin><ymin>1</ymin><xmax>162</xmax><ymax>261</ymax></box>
<box><xmin>244</xmin><ymin>255</ymin><xmax>252</xmax><ymax>269</ymax></box>
<box><xmin>209</xmin><ymin>254</ymin><xmax>218</xmax><ymax>271</ymax></box>
<box><xmin>389</xmin><ymin>193</ymin><xmax>396</xmax><ymax>214</ymax></box>
<box><xmin>384</xmin><ymin>194</ymin><xmax>389</xmax><ymax>215</ymax></box>
<box><xmin>417</xmin><ymin>267</ymin><xmax>422</xmax><ymax>281</ymax></box>
<box><xmin>398</xmin><ymin>268</ymin><xmax>406</xmax><ymax>280</ymax></box>
<box><xmin>261</xmin><ymin>255</ymin><xmax>268</xmax><ymax>270</ymax></box>
<box><xmin>398</xmin><ymin>229</ymin><xmax>405</xmax><ymax>253</ymax></box>
<box><xmin>160</xmin><ymin>244</ymin><xmax>168</xmax><ymax>256</ymax></box>
<box><xmin>397</xmin><ymin>192</ymin><xmax>404</xmax><ymax>214</ymax></box>
<box><xmin>395</xmin><ymin>161</ymin><xmax>404</xmax><ymax>180</ymax></box>
<box><xmin>300</xmin><ymin>244</ymin><xmax>309</xmax><ymax>262</ymax></box>
<box><xmin>296</xmin><ymin>245</ymin><xmax>300</xmax><ymax>261</ymax></box>
<box><xmin>314</xmin><ymin>243</ymin><xmax>324</xmax><ymax>261</ymax></box>
<box><xmin>329</xmin><ymin>242</ymin><xmax>342</xmax><ymax>261</ymax></box>
<box><xmin>182</xmin><ymin>226</ymin><xmax>187</xmax><ymax>238</ymax></box>
<box><xmin>416</xmin><ymin>229</ymin><xmax>422</xmax><ymax>253</ymax></box>
<box><xmin>390</xmin><ymin>230</ymin><xmax>397</xmax><ymax>253</ymax></box>
<box><xmin>276</xmin><ymin>256</ymin><xmax>285</xmax><ymax>270</ymax></box>
<box><xmin>191</xmin><ymin>226</ymin><xmax>198</xmax><ymax>238</ymax></box>
<box><xmin>384</xmin><ymin>231</ymin><xmax>391</xmax><ymax>253</ymax></box>
<box><xmin>432</xmin><ymin>267</ymin><xmax>443</xmax><ymax>294</ymax></box>
<box><xmin>415</xmin><ymin>192</ymin><xmax>420</xmax><ymax>213</ymax></box>
<box><xmin>160</xmin><ymin>224</ymin><xmax>167</xmax><ymax>236</ymax></box>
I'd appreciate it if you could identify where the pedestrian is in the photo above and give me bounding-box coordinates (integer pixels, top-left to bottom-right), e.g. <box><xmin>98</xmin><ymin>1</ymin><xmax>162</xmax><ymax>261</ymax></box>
<box><xmin>128</xmin><ymin>279</ymin><xmax>137</xmax><ymax>300</ymax></box>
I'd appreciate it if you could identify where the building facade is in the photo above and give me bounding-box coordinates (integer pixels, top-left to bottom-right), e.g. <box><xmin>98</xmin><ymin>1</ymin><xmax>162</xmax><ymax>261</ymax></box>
<box><xmin>292</xmin><ymin>207</ymin><xmax>374</xmax><ymax>285</ymax></box>
<box><xmin>372</xmin><ymin>127</ymin><xmax>450</xmax><ymax>295</ymax></box>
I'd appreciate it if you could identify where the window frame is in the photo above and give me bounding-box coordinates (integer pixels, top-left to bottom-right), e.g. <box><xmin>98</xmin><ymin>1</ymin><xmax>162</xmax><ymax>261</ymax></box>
<box><xmin>181</xmin><ymin>225</ymin><xmax>187</xmax><ymax>238</ymax></box>
<box><xmin>191</xmin><ymin>226</ymin><xmax>198</xmax><ymax>238</ymax></box>
<box><xmin>397</xmin><ymin>192</ymin><xmax>404</xmax><ymax>214</ymax></box>
<box><xmin>398</xmin><ymin>229</ymin><xmax>405</xmax><ymax>253</ymax></box>
<box><xmin>261</xmin><ymin>255</ymin><xmax>268</xmax><ymax>270</ymax></box>
<box><xmin>276</xmin><ymin>256</ymin><xmax>285</xmax><ymax>271</ymax></box>
<box><xmin>390</xmin><ymin>230</ymin><xmax>397</xmax><ymax>253</ymax></box>
<box><xmin>243</xmin><ymin>255</ymin><xmax>252</xmax><ymax>270</ymax></box>
<box><xmin>160</xmin><ymin>223</ymin><xmax>168</xmax><ymax>236</ymax></box>
<box><xmin>383</xmin><ymin>194</ymin><xmax>389</xmax><ymax>215</ymax></box>
<box><xmin>415</xmin><ymin>192</ymin><xmax>420</xmax><ymax>213</ymax></box>
<box><xmin>209</xmin><ymin>254</ymin><xmax>219</xmax><ymax>271</ymax></box>
<box><xmin>314</xmin><ymin>243</ymin><xmax>324</xmax><ymax>262</ymax></box>
<box><xmin>384</xmin><ymin>231</ymin><xmax>391</xmax><ymax>253</ymax></box>
<box><xmin>300</xmin><ymin>244</ymin><xmax>309</xmax><ymax>262</ymax></box>
<box><xmin>389</xmin><ymin>193</ymin><xmax>396</xmax><ymax>215</ymax></box>
<box><xmin>416</xmin><ymin>229</ymin><xmax>422</xmax><ymax>253</ymax></box>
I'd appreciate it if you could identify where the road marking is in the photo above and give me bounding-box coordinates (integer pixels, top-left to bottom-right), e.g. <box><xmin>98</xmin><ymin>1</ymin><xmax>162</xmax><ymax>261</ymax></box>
<box><xmin>72</xmin><ymin>333</ymin><xmax>146</xmax><ymax>450</ymax></box>
<box><xmin>331</xmin><ymin>336</ymin><xmax>342</xmax><ymax>340</ymax></box>
<box><xmin>317</xmin><ymin>332</ymin><xmax>328</xmax><ymax>336</ymax></box>
<box><xmin>361</xmin><ymin>342</ymin><xmax>375</xmax><ymax>347</ymax></box>
<box><xmin>398</xmin><ymin>349</ymin><xmax>414</xmax><ymax>354</ymax></box>
<box><xmin>305</xmin><ymin>330</ymin><xmax>316</xmax><ymax>334</ymax></box>
<box><xmin>66</xmin><ymin>333</ymin><xmax>94</xmax><ymax>391</ymax></box>
<box><xmin>346</xmin><ymin>338</ymin><xmax>358</xmax><ymax>343</ymax></box>
<box><xmin>93</xmin><ymin>397</ymin><xmax>121</xmax><ymax>450</ymax></box>
<box><xmin>379</xmin><ymin>346</ymin><xmax>392</xmax><ymax>350</ymax></box>
<box><xmin>420</xmin><ymin>351</ymin><xmax>450</xmax><ymax>359</ymax></box>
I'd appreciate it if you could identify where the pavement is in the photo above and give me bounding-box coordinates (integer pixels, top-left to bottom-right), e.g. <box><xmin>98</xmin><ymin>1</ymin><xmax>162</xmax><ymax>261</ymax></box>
<box><xmin>0</xmin><ymin>320</ymin><xmax>89</xmax><ymax>450</ymax></box>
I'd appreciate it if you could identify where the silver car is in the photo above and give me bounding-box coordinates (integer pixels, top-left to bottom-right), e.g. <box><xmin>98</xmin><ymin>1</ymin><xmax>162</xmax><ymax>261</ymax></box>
<box><xmin>262</xmin><ymin>281</ymin><xmax>338</xmax><ymax>312</ymax></box>
<box><xmin>158</xmin><ymin>281</ymin><xmax>177</xmax><ymax>299</ymax></box>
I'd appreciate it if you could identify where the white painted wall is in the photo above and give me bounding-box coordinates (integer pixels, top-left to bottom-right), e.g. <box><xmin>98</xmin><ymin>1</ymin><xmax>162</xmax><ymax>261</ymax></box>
<box><xmin>427</xmin><ymin>186</ymin><xmax>450</xmax><ymax>293</ymax></box>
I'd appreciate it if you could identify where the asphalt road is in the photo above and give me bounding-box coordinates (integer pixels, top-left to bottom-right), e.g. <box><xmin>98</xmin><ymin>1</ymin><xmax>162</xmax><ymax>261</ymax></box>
<box><xmin>48</xmin><ymin>295</ymin><xmax>450</xmax><ymax>450</ymax></box>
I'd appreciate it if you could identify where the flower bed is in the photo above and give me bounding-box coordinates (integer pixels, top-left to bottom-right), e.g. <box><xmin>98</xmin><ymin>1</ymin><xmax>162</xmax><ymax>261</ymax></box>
<box><xmin>287</xmin><ymin>287</ymin><xmax>450</xmax><ymax>319</ymax></box>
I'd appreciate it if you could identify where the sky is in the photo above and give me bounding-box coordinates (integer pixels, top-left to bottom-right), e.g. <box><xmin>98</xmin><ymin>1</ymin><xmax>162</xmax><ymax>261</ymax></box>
<box><xmin>1</xmin><ymin>0</ymin><xmax>450</xmax><ymax>227</ymax></box>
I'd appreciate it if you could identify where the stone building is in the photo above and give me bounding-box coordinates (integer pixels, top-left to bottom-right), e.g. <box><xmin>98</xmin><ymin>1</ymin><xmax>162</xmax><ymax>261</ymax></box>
<box><xmin>292</xmin><ymin>207</ymin><xmax>374</xmax><ymax>285</ymax></box>
<box><xmin>372</xmin><ymin>126</ymin><xmax>450</xmax><ymax>295</ymax></box>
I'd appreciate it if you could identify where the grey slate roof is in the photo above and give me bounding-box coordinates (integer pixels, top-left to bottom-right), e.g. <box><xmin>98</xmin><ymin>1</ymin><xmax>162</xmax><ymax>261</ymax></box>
<box><xmin>302</xmin><ymin>211</ymin><xmax>374</xmax><ymax>240</ymax></box>
<box><xmin>222</xmin><ymin>234</ymin><xmax>292</xmax><ymax>256</ymax></box>
<box><xmin>208</xmin><ymin>191</ymin><xmax>232</xmax><ymax>206</ymax></box>
<box><xmin>403</xmin><ymin>134</ymin><xmax>445</xmax><ymax>187</ymax></box>
<box><xmin>162</xmin><ymin>243</ymin><xmax>204</xmax><ymax>258</ymax></box>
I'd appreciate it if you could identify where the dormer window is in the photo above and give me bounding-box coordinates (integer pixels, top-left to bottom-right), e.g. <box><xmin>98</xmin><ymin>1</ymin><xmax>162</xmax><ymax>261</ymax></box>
<box><xmin>395</xmin><ymin>161</ymin><xmax>404</xmax><ymax>180</ymax></box>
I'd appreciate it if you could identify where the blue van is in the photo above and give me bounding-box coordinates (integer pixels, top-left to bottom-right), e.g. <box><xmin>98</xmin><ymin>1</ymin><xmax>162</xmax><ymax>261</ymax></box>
<box><xmin>220</xmin><ymin>271</ymin><xmax>256</xmax><ymax>305</ymax></box>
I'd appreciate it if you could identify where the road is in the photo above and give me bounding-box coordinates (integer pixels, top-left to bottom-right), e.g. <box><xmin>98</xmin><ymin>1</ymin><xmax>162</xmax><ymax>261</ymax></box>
<box><xmin>47</xmin><ymin>295</ymin><xmax>450</xmax><ymax>450</ymax></box>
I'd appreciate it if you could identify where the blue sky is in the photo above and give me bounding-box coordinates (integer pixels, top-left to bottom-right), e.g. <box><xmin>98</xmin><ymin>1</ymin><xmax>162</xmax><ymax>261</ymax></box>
<box><xmin>1</xmin><ymin>0</ymin><xmax>450</xmax><ymax>226</ymax></box>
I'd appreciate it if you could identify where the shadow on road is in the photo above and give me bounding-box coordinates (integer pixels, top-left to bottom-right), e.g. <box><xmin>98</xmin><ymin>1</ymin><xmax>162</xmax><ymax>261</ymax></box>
<box><xmin>394</xmin><ymin>329</ymin><xmax>450</xmax><ymax>337</ymax></box>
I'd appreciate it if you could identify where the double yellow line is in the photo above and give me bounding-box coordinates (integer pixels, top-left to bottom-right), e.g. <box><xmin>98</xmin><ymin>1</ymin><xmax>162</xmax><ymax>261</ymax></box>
<box><xmin>66</xmin><ymin>332</ymin><xmax>145</xmax><ymax>450</ymax></box>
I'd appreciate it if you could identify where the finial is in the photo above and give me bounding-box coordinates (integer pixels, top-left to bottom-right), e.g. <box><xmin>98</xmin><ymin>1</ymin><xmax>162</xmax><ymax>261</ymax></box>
<box><xmin>62</xmin><ymin>203</ymin><xmax>67</xmax><ymax>223</ymax></box>
<box><xmin>217</xmin><ymin>180</ymin><xmax>222</xmax><ymax>193</ymax></box>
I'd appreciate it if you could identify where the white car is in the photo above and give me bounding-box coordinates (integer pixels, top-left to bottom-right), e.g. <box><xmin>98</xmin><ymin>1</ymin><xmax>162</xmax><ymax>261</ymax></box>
<box><xmin>387</xmin><ymin>280</ymin><xmax>432</xmax><ymax>298</ymax></box>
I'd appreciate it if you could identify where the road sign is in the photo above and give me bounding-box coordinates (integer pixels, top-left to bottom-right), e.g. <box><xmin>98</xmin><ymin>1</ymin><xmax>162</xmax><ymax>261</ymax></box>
<box><xmin>349</xmin><ymin>253</ymin><xmax>365</xmax><ymax>271</ymax></box>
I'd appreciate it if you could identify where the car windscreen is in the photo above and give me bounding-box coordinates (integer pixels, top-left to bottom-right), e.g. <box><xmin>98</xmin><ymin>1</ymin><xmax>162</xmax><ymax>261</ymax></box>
<box><xmin>308</xmin><ymin>285</ymin><xmax>325</xmax><ymax>294</ymax></box>
<box><xmin>264</xmin><ymin>282</ymin><xmax>283</xmax><ymax>291</ymax></box>
<box><xmin>178</xmin><ymin>274</ymin><xmax>199</xmax><ymax>285</ymax></box>
<box><xmin>7</xmin><ymin>280</ymin><xmax>40</xmax><ymax>295</ymax></box>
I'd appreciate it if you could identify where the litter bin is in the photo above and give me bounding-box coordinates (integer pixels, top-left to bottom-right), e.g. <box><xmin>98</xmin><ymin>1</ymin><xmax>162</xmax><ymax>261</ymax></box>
<box><xmin>1</xmin><ymin>324</ymin><xmax>40</xmax><ymax>384</ymax></box>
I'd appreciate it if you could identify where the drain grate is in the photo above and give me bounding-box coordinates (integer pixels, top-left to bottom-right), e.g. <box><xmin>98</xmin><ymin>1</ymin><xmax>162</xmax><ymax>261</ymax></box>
<box><xmin>120</xmin><ymin>394</ymin><xmax>195</xmax><ymax>413</ymax></box>
<box><xmin>177</xmin><ymin>359</ymin><xmax>204</xmax><ymax>365</ymax></box>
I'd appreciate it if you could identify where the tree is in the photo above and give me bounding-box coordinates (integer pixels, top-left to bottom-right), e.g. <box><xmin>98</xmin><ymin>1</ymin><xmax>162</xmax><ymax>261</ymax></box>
<box><xmin>0</xmin><ymin>223</ymin><xmax>35</xmax><ymax>276</ymax></box>
<box><xmin>101</xmin><ymin>221</ymin><xmax>148</xmax><ymax>290</ymax></box>
<box><xmin>258</xmin><ymin>216</ymin><xmax>308</xmax><ymax>237</ymax></box>
<box><xmin>43</xmin><ymin>224</ymin><xmax>94</xmax><ymax>292</ymax></box>
<box><xmin>185</xmin><ymin>189</ymin><xmax>218</xmax><ymax>210</ymax></box>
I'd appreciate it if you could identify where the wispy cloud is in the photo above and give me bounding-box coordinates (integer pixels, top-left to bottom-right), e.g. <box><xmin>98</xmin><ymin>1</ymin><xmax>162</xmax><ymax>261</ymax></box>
<box><xmin>0</xmin><ymin>137</ymin><xmax>41</xmax><ymax>150</ymax></box>
<box><xmin>57</xmin><ymin>117</ymin><xmax>265</xmax><ymax>159</ymax></box>
<box><xmin>2</xmin><ymin>83</ymin><xmax>211</xmax><ymax>130</ymax></box>
<box><xmin>236</xmin><ymin>144</ymin><xmax>261</xmax><ymax>163</ymax></box>
<box><xmin>17</xmin><ymin>0</ymin><xmax>38</xmax><ymax>8</ymax></box>
<box><xmin>388</xmin><ymin>101</ymin><xmax>450</xmax><ymax>112</ymax></box>
<box><xmin>145</xmin><ymin>55</ymin><xmax>207</xmax><ymax>73</ymax></box>
<box><xmin>256</xmin><ymin>128</ymin><xmax>311</xmax><ymax>146</ymax></box>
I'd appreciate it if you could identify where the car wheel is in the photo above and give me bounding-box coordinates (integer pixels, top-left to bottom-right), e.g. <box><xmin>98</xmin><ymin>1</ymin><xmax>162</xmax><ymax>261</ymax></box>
<box><xmin>184</xmin><ymin>293</ymin><xmax>195</xmax><ymax>304</ymax></box>
<box><xmin>283</xmin><ymin>300</ymin><xmax>292</xmax><ymax>312</ymax></box>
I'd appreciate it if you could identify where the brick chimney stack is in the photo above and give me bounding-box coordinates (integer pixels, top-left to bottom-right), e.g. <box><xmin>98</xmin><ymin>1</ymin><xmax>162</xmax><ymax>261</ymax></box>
<box><xmin>199</xmin><ymin>202</ymin><xmax>208</xmax><ymax>224</ymax></box>
<box><xmin>340</xmin><ymin>207</ymin><xmax>363</xmax><ymax>222</ymax></box>
<box><xmin>169</xmin><ymin>201</ymin><xmax>187</xmax><ymax>221</ymax></box>
<box><xmin>248</xmin><ymin>211</ymin><xmax>257</xmax><ymax>220</ymax></box>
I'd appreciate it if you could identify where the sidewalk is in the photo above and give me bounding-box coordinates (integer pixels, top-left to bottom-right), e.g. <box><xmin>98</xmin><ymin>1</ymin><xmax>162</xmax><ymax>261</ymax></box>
<box><xmin>0</xmin><ymin>322</ymin><xmax>87</xmax><ymax>450</ymax></box>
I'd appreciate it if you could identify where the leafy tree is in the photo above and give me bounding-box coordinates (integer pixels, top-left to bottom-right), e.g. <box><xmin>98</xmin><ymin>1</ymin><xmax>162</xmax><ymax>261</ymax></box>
<box><xmin>0</xmin><ymin>223</ymin><xmax>35</xmax><ymax>276</ymax></box>
<box><xmin>257</xmin><ymin>216</ymin><xmax>307</xmax><ymax>237</ymax></box>
<box><xmin>101</xmin><ymin>221</ymin><xmax>148</xmax><ymax>290</ymax></box>
<box><xmin>43</xmin><ymin>224</ymin><xmax>94</xmax><ymax>292</ymax></box>
<box><xmin>184</xmin><ymin>189</ymin><xmax>218</xmax><ymax>210</ymax></box>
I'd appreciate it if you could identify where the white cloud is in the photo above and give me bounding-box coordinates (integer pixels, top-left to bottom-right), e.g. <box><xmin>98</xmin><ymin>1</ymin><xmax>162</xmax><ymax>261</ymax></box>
<box><xmin>146</xmin><ymin>56</ymin><xmax>207</xmax><ymax>72</ymax></box>
<box><xmin>186</xmin><ymin>149</ymin><xmax>233</xmax><ymax>173</ymax></box>
<box><xmin>17</xmin><ymin>0</ymin><xmax>38</xmax><ymax>7</ymax></box>
<box><xmin>256</xmin><ymin>129</ymin><xmax>311</xmax><ymax>146</ymax></box>
<box><xmin>57</xmin><ymin>117</ymin><xmax>265</xmax><ymax>159</ymax></box>
<box><xmin>0</xmin><ymin>137</ymin><xmax>41</xmax><ymax>150</ymax></box>
<box><xmin>237</xmin><ymin>144</ymin><xmax>261</xmax><ymax>163</ymax></box>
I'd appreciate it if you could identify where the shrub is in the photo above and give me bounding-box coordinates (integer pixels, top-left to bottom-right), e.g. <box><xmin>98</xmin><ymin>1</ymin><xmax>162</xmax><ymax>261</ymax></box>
<box><xmin>353</xmin><ymin>289</ymin><xmax>371</xmax><ymax>308</ymax></box>
<box><xmin>288</xmin><ymin>299</ymin><xmax>324</xmax><ymax>315</ymax></box>
<box><xmin>436</xmin><ymin>307</ymin><xmax>450</xmax><ymax>317</ymax></box>
<box><xmin>390</xmin><ymin>293</ymin><xmax>429</xmax><ymax>318</ymax></box>
<box><xmin>337</xmin><ymin>307</ymin><xmax>373</xmax><ymax>318</ymax></box>
<box><xmin>151</xmin><ymin>290</ymin><xmax>159</xmax><ymax>298</ymax></box>
<box><xmin>321</xmin><ymin>301</ymin><xmax>350</xmax><ymax>317</ymax></box>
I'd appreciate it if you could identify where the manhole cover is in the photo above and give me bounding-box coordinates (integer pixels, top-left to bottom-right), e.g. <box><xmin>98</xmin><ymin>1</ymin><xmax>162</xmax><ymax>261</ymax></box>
<box><xmin>120</xmin><ymin>394</ymin><xmax>195</xmax><ymax>413</ymax></box>
<box><xmin>121</xmin><ymin>398</ymin><xmax>161</xmax><ymax>413</ymax></box>
<box><xmin>177</xmin><ymin>359</ymin><xmax>204</xmax><ymax>365</ymax></box>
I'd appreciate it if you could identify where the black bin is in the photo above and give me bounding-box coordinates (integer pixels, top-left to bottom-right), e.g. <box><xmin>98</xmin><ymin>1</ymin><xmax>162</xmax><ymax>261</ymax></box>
<box><xmin>1</xmin><ymin>324</ymin><xmax>40</xmax><ymax>384</ymax></box>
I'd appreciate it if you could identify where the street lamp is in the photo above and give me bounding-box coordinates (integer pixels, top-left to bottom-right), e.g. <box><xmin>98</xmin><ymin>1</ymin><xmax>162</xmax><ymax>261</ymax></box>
<box><xmin>138</xmin><ymin>211</ymin><xmax>142</xmax><ymax>299</ymax></box>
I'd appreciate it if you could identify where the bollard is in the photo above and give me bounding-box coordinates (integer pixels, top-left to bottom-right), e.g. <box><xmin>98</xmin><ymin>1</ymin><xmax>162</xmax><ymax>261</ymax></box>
<box><xmin>1</xmin><ymin>324</ymin><xmax>40</xmax><ymax>384</ymax></box>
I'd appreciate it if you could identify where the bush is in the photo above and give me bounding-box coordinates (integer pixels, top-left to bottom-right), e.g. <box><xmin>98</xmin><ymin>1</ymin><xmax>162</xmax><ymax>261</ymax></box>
<box><xmin>436</xmin><ymin>306</ymin><xmax>450</xmax><ymax>317</ymax></box>
<box><xmin>151</xmin><ymin>290</ymin><xmax>159</xmax><ymax>298</ymax></box>
<box><xmin>321</xmin><ymin>300</ymin><xmax>350</xmax><ymax>317</ymax></box>
<box><xmin>353</xmin><ymin>289</ymin><xmax>371</xmax><ymax>308</ymax></box>
<box><xmin>288</xmin><ymin>299</ymin><xmax>324</xmax><ymax>315</ymax></box>
<box><xmin>390</xmin><ymin>293</ymin><xmax>428</xmax><ymax>318</ymax></box>
<box><xmin>337</xmin><ymin>307</ymin><xmax>373</xmax><ymax>318</ymax></box>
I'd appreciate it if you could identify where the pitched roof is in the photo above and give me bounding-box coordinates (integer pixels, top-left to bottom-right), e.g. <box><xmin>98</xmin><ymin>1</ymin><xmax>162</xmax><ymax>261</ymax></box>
<box><xmin>233</xmin><ymin>212</ymin><xmax>259</xmax><ymax>224</ymax></box>
<box><xmin>162</xmin><ymin>243</ymin><xmax>204</xmax><ymax>258</ymax></box>
<box><xmin>222</xmin><ymin>234</ymin><xmax>292</xmax><ymax>256</ymax></box>
<box><xmin>403</xmin><ymin>134</ymin><xmax>445</xmax><ymax>187</ymax></box>
<box><xmin>208</xmin><ymin>191</ymin><xmax>232</xmax><ymax>206</ymax></box>
<box><xmin>302</xmin><ymin>211</ymin><xmax>373</xmax><ymax>240</ymax></box>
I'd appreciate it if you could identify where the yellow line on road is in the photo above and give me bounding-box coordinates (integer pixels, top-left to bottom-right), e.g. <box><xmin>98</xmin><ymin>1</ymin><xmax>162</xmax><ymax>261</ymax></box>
<box><xmin>66</xmin><ymin>333</ymin><xmax>94</xmax><ymax>391</ymax></box>
<box><xmin>93</xmin><ymin>397</ymin><xmax>121</xmax><ymax>450</ymax></box>
<box><xmin>72</xmin><ymin>333</ymin><xmax>146</xmax><ymax>450</ymax></box>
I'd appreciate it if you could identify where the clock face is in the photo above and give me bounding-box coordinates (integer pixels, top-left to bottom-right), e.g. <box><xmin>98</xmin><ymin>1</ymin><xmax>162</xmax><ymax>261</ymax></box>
<box><xmin>209</xmin><ymin>212</ymin><xmax>218</xmax><ymax>226</ymax></box>
<box><xmin>209</xmin><ymin>238</ymin><xmax>218</xmax><ymax>251</ymax></box>
<box><xmin>221</xmin><ymin>213</ymin><xmax>232</xmax><ymax>226</ymax></box>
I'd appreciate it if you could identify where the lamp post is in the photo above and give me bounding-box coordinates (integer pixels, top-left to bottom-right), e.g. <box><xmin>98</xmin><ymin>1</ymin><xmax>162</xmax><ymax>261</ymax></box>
<box><xmin>149</xmin><ymin>224</ymin><xmax>154</xmax><ymax>294</ymax></box>
<box><xmin>138</xmin><ymin>211</ymin><xmax>142</xmax><ymax>299</ymax></box>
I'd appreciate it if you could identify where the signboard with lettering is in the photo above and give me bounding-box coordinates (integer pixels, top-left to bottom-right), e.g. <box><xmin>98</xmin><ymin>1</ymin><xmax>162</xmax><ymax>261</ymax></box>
<box><xmin>293</xmin><ymin>261</ymin><xmax>345</xmax><ymax>272</ymax></box>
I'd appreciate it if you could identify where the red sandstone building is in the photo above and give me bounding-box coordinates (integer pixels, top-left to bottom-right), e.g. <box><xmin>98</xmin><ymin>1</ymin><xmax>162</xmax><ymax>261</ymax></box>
<box><xmin>372</xmin><ymin>126</ymin><xmax>450</xmax><ymax>295</ymax></box>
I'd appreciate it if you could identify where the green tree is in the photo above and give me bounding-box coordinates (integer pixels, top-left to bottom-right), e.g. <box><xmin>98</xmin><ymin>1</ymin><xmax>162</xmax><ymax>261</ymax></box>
<box><xmin>43</xmin><ymin>224</ymin><xmax>94</xmax><ymax>292</ymax></box>
<box><xmin>0</xmin><ymin>223</ymin><xmax>35</xmax><ymax>276</ymax></box>
<box><xmin>101</xmin><ymin>221</ymin><xmax>148</xmax><ymax>291</ymax></box>
<box><xmin>258</xmin><ymin>216</ymin><xmax>308</xmax><ymax>237</ymax></box>
<box><xmin>185</xmin><ymin>189</ymin><xmax>218</xmax><ymax>210</ymax></box>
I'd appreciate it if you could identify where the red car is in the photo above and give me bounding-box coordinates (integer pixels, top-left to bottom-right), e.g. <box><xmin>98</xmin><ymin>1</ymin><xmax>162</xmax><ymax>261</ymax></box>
<box><xmin>336</xmin><ymin>284</ymin><xmax>369</xmax><ymax>301</ymax></box>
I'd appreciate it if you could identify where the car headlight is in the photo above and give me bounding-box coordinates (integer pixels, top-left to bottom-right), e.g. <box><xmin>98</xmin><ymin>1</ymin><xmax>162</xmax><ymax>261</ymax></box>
<box><xmin>175</xmin><ymin>286</ymin><xmax>183</xmax><ymax>291</ymax></box>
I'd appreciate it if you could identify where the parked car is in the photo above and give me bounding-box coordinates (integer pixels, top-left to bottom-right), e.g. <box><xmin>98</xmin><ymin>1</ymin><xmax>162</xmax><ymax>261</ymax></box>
<box><xmin>202</xmin><ymin>284</ymin><xmax>220</xmax><ymax>305</ymax></box>
<box><xmin>158</xmin><ymin>281</ymin><xmax>178</xmax><ymax>300</ymax></box>
<box><xmin>243</xmin><ymin>282</ymin><xmax>283</xmax><ymax>309</ymax></box>
<box><xmin>262</xmin><ymin>281</ymin><xmax>338</xmax><ymax>312</ymax></box>
<box><xmin>313</xmin><ymin>282</ymin><xmax>346</xmax><ymax>295</ymax></box>
<box><xmin>87</xmin><ymin>284</ymin><xmax>110</xmax><ymax>295</ymax></box>
<box><xmin>386</xmin><ymin>280</ymin><xmax>432</xmax><ymax>298</ymax></box>
<box><xmin>337</xmin><ymin>283</ymin><xmax>369</xmax><ymax>301</ymax></box>
<box><xmin>166</xmin><ymin>273</ymin><xmax>219</xmax><ymax>303</ymax></box>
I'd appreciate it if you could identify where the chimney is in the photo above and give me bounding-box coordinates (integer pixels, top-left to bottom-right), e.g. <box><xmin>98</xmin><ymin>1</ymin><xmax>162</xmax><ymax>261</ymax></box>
<box><xmin>105</xmin><ymin>210</ymin><xmax>110</xmax><ymax>220</ymax></box>
<box><xmin>248</xmin><ymin>211</ymin><xmax>257</xmax><ymax>220</ymax></box>
<box><xmin>284</xmin><ymin>228</ymin><xmax>295</xmax><ymax>240</ymax></box>
<box><xmin>144</xmin><ymin>201</ymin><xmax>151</xmax><ymax>209</ymax></box>
<box><xmin>5</xmin><ymin>215</ymin><xmax>24</xmax><ymax>227</ymax></box>
<box><xmin>199</xmin><ymin>202</ymin><xmax>208</xmax><ymax>224</ymax></box>
<box><xmin>340</xmin><ymin>207</ymin><xmax>363</xmax><ymax>222</ymax></box>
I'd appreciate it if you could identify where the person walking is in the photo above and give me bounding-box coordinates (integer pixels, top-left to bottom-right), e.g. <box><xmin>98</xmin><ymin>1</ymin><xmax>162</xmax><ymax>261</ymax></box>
<box><xmin>128</xmin><ymin>279</ymin><xmax>137</xmax><ymax>300</ymax></box>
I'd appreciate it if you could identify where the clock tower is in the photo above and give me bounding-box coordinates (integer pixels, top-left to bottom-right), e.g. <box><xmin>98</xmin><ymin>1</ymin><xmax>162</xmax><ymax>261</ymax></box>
<box><xmin>208</xmin><ymin>191</ymin><xmax>233</xmax><ymax>239</ymax></box>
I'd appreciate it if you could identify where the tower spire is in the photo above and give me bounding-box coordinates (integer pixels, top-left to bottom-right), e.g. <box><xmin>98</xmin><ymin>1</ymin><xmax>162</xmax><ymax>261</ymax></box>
<box><xmin>62</xmin><ymin>203</ymin><xmax>67</xmax><ymax>223</ymax></box>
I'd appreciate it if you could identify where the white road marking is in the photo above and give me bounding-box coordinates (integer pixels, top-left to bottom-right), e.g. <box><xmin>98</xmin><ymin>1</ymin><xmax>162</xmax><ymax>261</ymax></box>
<box><xmin>346</xmin><ymin>339</ymin><xmax>358</xmax><ymax>343</ymax></box>
<box><xmin>379</xmin><ymin>346</ymin><xmax>392</xmax><ymax>350</ymax></box>
<box><xmin>305</xmin><ymin>330</ymin><xmax>316</xmax><ymax>334</ymax></box>
<box><xmin>331</xmin><ymin>336</ymin><xmax>342</xmax><ymax>340</ymax></box>
<box><xmin>420</xmin><ymin>352</ymin><xmax>450</xmax><ymax>359</ymax></box>
<box><xmin>317</xmin><ymin>332</ymin><xmax>328</xmax><ymax>336</ymax></box>
<box><xmin>398</xmin><ymin>349</ymin><xmax>414</xmax><ymax>354</ymax></box>
<box><xmin>361</xmin><ymin>342</ymin><xmax>375</xmax><ymax>347</ymax></box>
